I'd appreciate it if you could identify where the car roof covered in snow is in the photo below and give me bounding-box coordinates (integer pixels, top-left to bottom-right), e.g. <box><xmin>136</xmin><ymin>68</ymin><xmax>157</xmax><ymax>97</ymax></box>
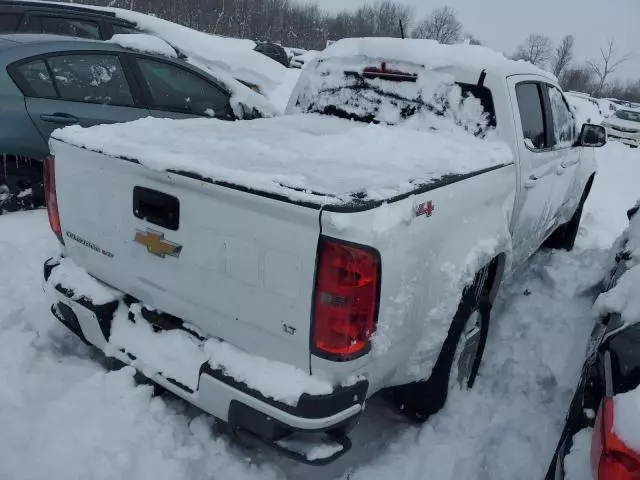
<box><xmin>316</xmin><ymin>37</ymin><xmax>556</xmax><ymax>81</ymax></box>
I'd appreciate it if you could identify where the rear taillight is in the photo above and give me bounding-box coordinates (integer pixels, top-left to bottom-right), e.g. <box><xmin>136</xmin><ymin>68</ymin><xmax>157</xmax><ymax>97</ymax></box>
<box><xmin>591</xmin><ymin>397</ymin><xmax>640</xmax><ymax>480</ymax></box>
<box><xmin>43</xmin><ymin>156</ymin><xmax>64</xmax><ymax>245</ymax></box>
<box><xmin>312</xmin><ymin>237</ymin><xmax>380</xmax><ymax>360</ymax></box>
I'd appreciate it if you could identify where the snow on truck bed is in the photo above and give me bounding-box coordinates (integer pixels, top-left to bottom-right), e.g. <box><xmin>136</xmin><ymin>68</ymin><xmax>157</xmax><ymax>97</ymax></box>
<box><xmin>51</xmin><ymin>114</ymin><xmax>513</xmax><ymax>207</ymax></box>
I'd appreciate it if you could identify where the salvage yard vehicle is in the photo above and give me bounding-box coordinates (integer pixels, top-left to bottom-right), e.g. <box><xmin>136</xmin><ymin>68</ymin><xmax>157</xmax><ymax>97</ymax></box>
<box><xmin>602</xmin><ymin>108</ymin><xmax>640</xmax><ymax>148</ymax></box>
<box><xmin>546</xmin><ymin>203</ymin><xmax>640</xmax><ymax>480</ymax></box>
<box><xmin>0</xmin><ymin>0</ymin><xmax>138</xmax><ymax>39</ymax></box>
<box><xmin>0</xmin><ymin>33</ymin><xmax>275</xmax><ymax>212</ymax></box>
<box><xmin>43</xmin><ymin>38</ymin><xmax>606</xmax><ymax>464</ymax></box>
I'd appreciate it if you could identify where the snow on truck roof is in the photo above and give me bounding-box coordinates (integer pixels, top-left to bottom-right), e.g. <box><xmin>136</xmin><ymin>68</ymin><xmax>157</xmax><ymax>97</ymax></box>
<box><xmin>316</xmin><ymin>37</ymin><xmax>555</xmax><ymax>80</ymax></box>
<box><xmin>51</xmin><ymin>114</ymin><xmax>513</xmax><ymax>209</ymax></box>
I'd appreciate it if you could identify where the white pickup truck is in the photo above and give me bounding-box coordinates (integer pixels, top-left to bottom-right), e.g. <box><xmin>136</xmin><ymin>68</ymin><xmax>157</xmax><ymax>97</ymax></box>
<box><xmin>43</xmin><ymin>38</ymin><xmax>606</xmax><ymax>463</ymax></box>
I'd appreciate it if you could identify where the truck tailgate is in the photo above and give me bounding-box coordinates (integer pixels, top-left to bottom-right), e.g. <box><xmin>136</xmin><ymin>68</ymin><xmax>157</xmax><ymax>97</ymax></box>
<box><xmin>51</xmin><ymin>140</ymin><xmax>320</xmax><ymax>371</ymax></box>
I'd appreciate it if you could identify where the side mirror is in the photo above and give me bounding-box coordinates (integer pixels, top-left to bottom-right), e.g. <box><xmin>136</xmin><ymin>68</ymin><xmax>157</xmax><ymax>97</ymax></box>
<box><xmin>578</xmin><ymin>123</ymin><xmax>607</xmax><ymax>148</ymax></box>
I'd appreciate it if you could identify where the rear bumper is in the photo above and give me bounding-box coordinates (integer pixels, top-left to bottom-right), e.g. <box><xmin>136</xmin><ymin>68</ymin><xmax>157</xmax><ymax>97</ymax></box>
<box><xmin>44</xmin><ymin>257</ymin><xmax>367</xmax><ymax>463</ymax></box>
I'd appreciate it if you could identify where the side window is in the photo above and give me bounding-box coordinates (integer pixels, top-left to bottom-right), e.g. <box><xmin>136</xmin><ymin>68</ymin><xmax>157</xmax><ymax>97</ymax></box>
<box><xmin>13</xmin><ymin>60</ymin><xmax>57</xmax><ymax>98</ymax></box>
<box><xmin>47</xmin><ymin>54</ymin><xmax>134</xmax><ymax>106</ymax></box>
<box><xmin>36</xmin><ymin>16</ymin><xmax>100</xmax><ymax>39</ymax></box>
<box><xmin>546</xmin><ymin>86</ymin><xmax>576</xmax><ymax>148</ymax></box>
<box><xmin>515</xmin><ymin>83</ymin><xmax>547</xmax><ymax>150</ymax></box>
<box><xmin>0</xmin><ymin>13</ymin><xmax>22</xmax><ymax>32</ymax></box>
<box><xmin>111</xmin><ymin>24</ymin><xmax>138</xmax><ymax>36</ymax></box>
<box><xmin>136</xmin><ymin>58</ymin><xmax>232</xmax><ymax>117</ymax></box>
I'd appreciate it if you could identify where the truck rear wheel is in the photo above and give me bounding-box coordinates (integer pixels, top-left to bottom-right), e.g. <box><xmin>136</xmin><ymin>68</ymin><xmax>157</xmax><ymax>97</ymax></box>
<box><xmin>385</xmin><ymin>263</ymin><xmax>494</xmax><ymax>422</ymax></box>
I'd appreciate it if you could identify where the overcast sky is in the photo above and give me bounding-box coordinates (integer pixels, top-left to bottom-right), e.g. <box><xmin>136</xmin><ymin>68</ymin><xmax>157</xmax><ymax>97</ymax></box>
<box><xmin>307</xmin><ymin>0</ymin><xmax>639</xmax><ymax>80</ymax></box>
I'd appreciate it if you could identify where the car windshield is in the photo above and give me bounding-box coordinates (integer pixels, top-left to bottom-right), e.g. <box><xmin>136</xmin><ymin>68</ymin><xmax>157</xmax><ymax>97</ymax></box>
<box><xmin>615</xmin><ymin>109</ymin><xmax>640</xmax><ymax>122</ymax></box>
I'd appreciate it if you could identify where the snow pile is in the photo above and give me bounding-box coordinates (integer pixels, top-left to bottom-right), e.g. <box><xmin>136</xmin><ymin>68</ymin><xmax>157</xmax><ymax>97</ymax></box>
<box><xmin>317</xmin><ymin>38</ymin><xmax>553</xmax><ymax>78</ymax></box>
<box><xmin>614</xmin><ymin>384</ymin><xmax>640</xmax><ymax>453</ymax></box>
<box><xmin>594</xmin><ymin>203</ymin><xmax>640</xmax><ymax>326</ymax></box>
<box><xmin>108</xmin><ymin>303</ymin><xmax>208</xmax><ymax>392</ymax></box>
<box><xmin>204</xmin><ymin>339</ymin><xmax>333</xmax><ymax>405</ymax></box>
<box><xmin>565</xmin><ymin>93</ymin><xmax>603</xmax><ymax>127</ymax></box>
<box><xmin>51</xmin><ymin>114</ymin><xmax>512</xmax><ymax>206</ymax></box>
<box><xmin>106</xmin><ymin>300</ymin><xmax>333</xmax><ymax>405</ymax></box>
<box><xmin>564</xmin><ymin>428</ymin><xmax>594</xmax><ymax>480</ymax></box>
<box><xmin>107</xmin><ymin>33</ymin><xmax>177</xmax><ymax>58</ymax></box>
<box><xmin>47</xmin><ymin>256</ymin><xmax>119</xmax><ymax>305</ymax></box>
<box><xmin>105</xmin><ymin>7</ymin><xmax>286</xmax><ymax>96</ymax></box>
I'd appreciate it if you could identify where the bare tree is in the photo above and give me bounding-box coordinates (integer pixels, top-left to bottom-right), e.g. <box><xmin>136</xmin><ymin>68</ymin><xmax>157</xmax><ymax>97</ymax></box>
<box><xmin>587</xmin><ymin>38</ymin><xmax>633</xmax><ymax>96</ymax></box>
<box><xmin>411</xmin><ymin>6</ymin><xmax>462</xmax><ymax>45</ymax></box>
<box><xmin>552</xmin><ymin>35</ymin><xmax>574</xmax><ymax>77</ymax></box>
<box><xmin>559</xmin><ymin>66</ymin><xmax>594</xmax><ymax>93</ymax></box>
<box><xmin>513</xmin><ymin>33</ymin><xmax>553</xmax><ymax>68</ymax></box>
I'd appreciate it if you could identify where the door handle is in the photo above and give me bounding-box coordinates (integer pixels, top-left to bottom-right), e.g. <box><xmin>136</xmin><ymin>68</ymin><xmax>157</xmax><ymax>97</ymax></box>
<box><xmin>561</xmin><ymin>159</ymin><xmax>579</xmax><ymax>168</ymax></box>
<box><xmin>555</xmin><ymin>165</ymin><xmax>565</xmax><ymax>176</ymax></box>
<box><xmin>40</xmin><ymin>113</ymin><xmax>79</xmax><ymax>125</ymax></box>
<box><xmin>524</xmin><ymin>174</ymin><xmax>538</xmax><ymax>189</ymax></box>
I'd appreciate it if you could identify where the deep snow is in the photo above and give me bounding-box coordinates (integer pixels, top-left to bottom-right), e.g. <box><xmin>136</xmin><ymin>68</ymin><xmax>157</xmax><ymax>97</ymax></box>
<box><xmin>1</xmin><ymin>142</ymin><xmax>639</xmax><ymax>480</ymax></box>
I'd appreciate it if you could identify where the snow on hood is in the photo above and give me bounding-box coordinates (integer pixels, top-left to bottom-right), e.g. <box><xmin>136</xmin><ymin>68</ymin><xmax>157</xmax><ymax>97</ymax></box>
<box><xmin>566</xmin><ymin>93</ymin><xmax>603</xmax><ymax>127</ymax></box>
<box><xmin>110</xmin><ymin>8</ymin><xmax>286</xmax><ymax>96</ymax></box>
<box><xmin>106</xmin><ymin>33</ymin><xmax>177</xmax><ymax>58</ymax></box>
<box><xmin>594</xmin><ymin>202</ymin><xmax>640</xmax><ymax>326</ymax></box>
<box><xmin>51</xmin><ymin>114</ymin><xmax>513</xmax><ymax>207</ymax></box>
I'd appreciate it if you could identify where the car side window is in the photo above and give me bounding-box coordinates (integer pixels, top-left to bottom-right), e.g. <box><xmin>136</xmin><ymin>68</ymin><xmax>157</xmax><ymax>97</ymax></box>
<box><xmin>546</xmin><ymin>86</ymin><xmax>576</xmax><ymax>148</ymax></box>
<box><xmin>111</xmin><ymin>24</ymin><xmax>138</xmax><ymax>36</ymax></box>
<box><xmin>136</xmin><ymin>58</ymin><xmax>232</xmax><ymax>117</ymax></box>
<box><xmin>36</xmin><ymin>16</ymin><xmax>100</xmax><ymax>39</ymax></box>
<box><xmin>515</xmin><ymin>83</ymin><xmax>547</xmax><ymax>150</ymax></box>
<box><xmin>0</xmin><ymin>13</ymin><xmax>22</xmax><ymax>32</ymax></box>
<box><xmin>47</xmin><ymin>54</ymin><xmax>134</xmax><ymax>106</ymax></box>
<box><xmin>14</xmin><ymin>60</ymin><xmax>57</xmax><ymax>98</ymax></box>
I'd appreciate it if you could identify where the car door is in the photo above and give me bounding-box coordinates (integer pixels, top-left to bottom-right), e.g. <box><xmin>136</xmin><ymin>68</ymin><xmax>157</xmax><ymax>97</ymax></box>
<box><xmin>10</xmin><ymin>53</ymin><xmax>151</xmax><ymax>144</ymax></box>
<box><xmin>544</xmin><ymin>84</ymin><xmax>583</xmax><ymax>222</ymax></box>
<box><xmin>129</xmin><ymin>56</ymin><xmax>235</xmax><ymax>120</ymax></box>
<box><xmin>508</xmin><ymin>78</ymin><xmax>566</xmax><ymax>264</ymax></box>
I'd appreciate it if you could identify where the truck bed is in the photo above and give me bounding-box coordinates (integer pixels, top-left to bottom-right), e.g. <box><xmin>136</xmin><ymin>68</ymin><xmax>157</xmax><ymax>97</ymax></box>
<box><xmin>51</xmin><ymin>114</ymin><xmax>513</xmax><ymax>209</ymax></box>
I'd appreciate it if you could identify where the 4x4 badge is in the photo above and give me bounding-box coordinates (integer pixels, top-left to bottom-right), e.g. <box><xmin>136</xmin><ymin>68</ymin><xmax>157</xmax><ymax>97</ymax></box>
<box><xmin>134</xmin><ymin>229</ymin><xmax>182</xmax><ymax>258</ymax></box>
<box><xmin>415</xmin><ymin>200</ymin><xmax>435</xmax><ymax>218</ymax></box>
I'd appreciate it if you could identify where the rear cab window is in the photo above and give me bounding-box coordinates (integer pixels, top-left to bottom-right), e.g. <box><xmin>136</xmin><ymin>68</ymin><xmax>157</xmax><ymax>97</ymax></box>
<box><xmin>291</xmin><ymin>60</ymin><xmax>497</xmax><ymax>135</ymax></box>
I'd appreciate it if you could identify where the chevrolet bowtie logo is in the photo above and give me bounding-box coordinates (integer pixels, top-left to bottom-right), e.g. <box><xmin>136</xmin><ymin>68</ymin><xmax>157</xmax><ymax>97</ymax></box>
<box><xmin>134</xmin><ymin>229</ymin><xmax>182</xmax><ymax>258</ymax></box>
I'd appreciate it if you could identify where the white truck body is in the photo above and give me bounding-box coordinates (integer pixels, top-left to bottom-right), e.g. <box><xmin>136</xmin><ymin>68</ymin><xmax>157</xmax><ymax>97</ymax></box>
<box><xmin>43</xmin><ymin>38</ymin><xmax>602</xmax><ymax>461</ymax></box>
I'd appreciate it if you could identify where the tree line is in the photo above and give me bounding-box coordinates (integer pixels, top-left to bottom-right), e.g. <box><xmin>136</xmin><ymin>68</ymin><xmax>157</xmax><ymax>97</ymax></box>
<box><xmin>65</xmin><ymin>0</ymin><xmax>638</xmax><ymax>101</ymax></box>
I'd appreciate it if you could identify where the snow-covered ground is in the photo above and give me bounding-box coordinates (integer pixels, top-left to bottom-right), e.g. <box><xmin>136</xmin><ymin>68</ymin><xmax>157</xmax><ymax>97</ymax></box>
<box><xmin>0</xmin><ymin>142</ymin><xmax>638</xmax><ymax>480</ymax></box>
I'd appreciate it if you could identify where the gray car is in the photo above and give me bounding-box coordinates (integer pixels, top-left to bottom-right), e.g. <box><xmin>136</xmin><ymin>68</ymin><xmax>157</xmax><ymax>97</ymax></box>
<box><xmin>0</xmin><ymin>33</ymin><xmax>271</xmax><ymax>211</ymax></box>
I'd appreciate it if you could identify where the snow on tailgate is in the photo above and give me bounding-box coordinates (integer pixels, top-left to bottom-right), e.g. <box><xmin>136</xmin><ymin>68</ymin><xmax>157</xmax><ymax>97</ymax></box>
<box><xmin>52</xmin><ymin>114</ymin><xmax>512</xmax><ymax>206</ymax></box>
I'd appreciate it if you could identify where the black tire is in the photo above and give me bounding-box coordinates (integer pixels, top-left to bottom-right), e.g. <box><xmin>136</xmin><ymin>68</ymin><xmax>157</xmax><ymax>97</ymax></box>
<box><xmin>385</xmin><ymin>264</ymin><xmax>494</xmax><ymax>422</ymax></box>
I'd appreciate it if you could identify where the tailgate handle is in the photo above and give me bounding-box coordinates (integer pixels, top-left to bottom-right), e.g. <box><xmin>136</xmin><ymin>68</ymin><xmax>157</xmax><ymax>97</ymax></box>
<box><xmin>133</xmin><ymin>186</ymin><xmax>180</xmax><ymax>231</ymax></box>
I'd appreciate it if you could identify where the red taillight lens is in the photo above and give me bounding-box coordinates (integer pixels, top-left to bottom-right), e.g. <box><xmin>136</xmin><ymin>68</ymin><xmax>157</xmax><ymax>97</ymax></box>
<box><xmin>43</xmin><ymin>156</ymin><xmax>64</xmax><ymax>245</ymax></box>
<box><xmin>591</xmin><ymin>397</ymin><xmax>640</xmax><ymax>480</ymax></box>
<box><xmin>312</xmin><ymin>237</ymin><xmax>380</xmax><ymax>360</ymax></box>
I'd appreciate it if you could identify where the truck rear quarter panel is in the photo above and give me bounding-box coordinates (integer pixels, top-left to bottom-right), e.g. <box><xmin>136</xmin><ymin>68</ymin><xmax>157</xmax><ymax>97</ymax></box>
<box><xmin>316</xmin><ymin>164</ymin><xmax>517</xmax><ymax>394</ymax></box>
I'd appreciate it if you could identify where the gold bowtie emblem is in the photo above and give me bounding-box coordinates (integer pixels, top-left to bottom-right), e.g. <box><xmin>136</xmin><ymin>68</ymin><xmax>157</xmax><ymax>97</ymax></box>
<box><xmin>134</xmin><ymin>229</ymin><xmax>182</xmax><ymax>258</ymax></box>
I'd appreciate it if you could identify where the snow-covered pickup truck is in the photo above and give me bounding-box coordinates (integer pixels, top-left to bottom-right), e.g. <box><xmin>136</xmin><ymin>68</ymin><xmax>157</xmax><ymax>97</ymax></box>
<box><xmin>43</xmin><ymin>38</ymin><xmax>607</xmax><ymax>464</ymax></box>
